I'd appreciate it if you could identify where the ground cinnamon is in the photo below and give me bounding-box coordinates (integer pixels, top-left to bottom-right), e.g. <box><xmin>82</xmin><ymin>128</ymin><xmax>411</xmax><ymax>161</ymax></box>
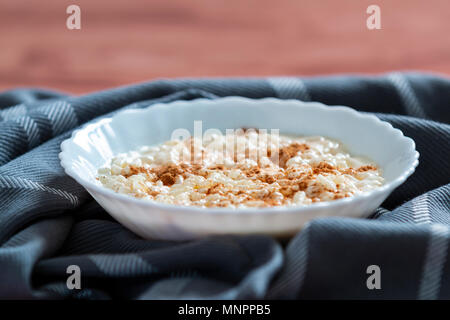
<box><xmin>118</xmin><ymin>139</ymin><xmax>378</xmax><ymax>206</ymax></box>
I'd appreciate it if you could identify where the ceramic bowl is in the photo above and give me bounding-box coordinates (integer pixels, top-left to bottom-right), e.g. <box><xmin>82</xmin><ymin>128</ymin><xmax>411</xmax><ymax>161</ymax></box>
<box><xmin>59</xmin><ymin>97</ymin><xmax>419</xmax><ymax>240</ymax></box>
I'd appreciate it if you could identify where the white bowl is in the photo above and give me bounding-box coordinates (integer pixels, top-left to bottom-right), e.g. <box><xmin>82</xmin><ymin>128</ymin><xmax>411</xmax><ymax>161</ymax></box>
<box><xmin>59</xmin><ymin>97</ymin><xmax>419</xmax><ymax>240</ymax></box>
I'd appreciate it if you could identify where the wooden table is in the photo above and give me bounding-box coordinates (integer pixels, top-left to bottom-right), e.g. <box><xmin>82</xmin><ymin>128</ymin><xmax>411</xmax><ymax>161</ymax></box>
<box><xmin>1</xmin><ymin>0</ymin><xmax>449</xmax><ymax>94</ymax></box>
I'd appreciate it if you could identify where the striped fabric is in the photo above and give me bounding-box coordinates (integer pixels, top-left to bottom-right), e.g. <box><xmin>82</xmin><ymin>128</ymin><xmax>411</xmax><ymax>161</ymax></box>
<box><xmin>0</xmin><ymin>73</ymin><xmax>449</xmax><ymax>299</ymax></box>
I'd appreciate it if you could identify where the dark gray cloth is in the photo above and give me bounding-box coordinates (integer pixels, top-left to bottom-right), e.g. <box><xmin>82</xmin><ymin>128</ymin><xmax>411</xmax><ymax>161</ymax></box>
<box><xmin>0</xmin><ymin>73</ymin><xmax>449</xmax><ymax>300</ymax></box>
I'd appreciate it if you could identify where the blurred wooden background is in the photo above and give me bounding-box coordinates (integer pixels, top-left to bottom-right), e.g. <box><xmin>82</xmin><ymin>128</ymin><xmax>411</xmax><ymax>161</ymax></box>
<box><xmin>1</xmin><ymin>0</ymin><xmax>449</xmax><ymax>94</ymax></box>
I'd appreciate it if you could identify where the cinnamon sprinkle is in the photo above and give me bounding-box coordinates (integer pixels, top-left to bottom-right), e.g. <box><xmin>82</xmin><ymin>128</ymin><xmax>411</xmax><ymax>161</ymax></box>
<box><xmin>122</xmin><ymin>147</ymin><xmax>377</xmax><ymax>204</ymax></box>
<box><xmin>99</xmin><ymin>132</ymin><xmax>383</xmax><ymax>208</ymax></box>
<box><xmin>277</xmin><ymin>142</ymin><xmax>310</xmax><ymax>168</ymax></box>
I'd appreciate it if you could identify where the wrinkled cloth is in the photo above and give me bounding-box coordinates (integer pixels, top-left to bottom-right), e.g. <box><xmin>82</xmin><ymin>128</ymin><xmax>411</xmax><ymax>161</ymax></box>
<box><xmin>0</xmin><ymin>73</ymin><xmax>449</xmax><ymax>300</ymax></box>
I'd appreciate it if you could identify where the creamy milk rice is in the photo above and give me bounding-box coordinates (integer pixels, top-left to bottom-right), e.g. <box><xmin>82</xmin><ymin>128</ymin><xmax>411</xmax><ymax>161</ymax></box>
<box><xmin>97</xmin><ymin>129</ymin><xmax>384</xmax><ymax>208</ymax></box>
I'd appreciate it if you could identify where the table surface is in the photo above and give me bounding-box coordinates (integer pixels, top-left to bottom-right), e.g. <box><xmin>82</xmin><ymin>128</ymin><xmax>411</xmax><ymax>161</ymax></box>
<box><xmin>1</xmin><ymin>0</ymin><xmax>449</xmax><ymax>94</ymax></box>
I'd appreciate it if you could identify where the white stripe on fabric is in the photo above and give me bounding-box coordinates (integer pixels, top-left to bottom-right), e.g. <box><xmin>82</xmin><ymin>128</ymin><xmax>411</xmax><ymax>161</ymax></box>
<box><xmin>413</xmin><ymin>194</ymin><xmax>432</xmax><ymax>225</ymax></box>
<box><xmin>267</xmin><ymin>77</ymin><xmax>311</xmax><ymax>101</ymax></box>
<box><xmin>0</xmin><ymin>176</ymin><xmax>79</xmax><ymax>206</ymax></box>
<box><xmin>90</xmin><ymin>254</ymin><xmax>157</xmax><ymax>277</ymax></box>
<box><xmin>418</xmin><ymin>224</ymin><xmax>450</xmax><ymax>300</ymax></box>
<box><xmin>0</xmin><ymin>104</ymin><xmax>27</xmax><ymax>121</ymax></box>
<box><xmin>37</xmin><ymin>101</ymin><xmax>78</xmax><ymax>135</ymax></box>
<box><xmin>387</xmin><ymin>73</ymin><xmax>427</xmax><ymax>118</ymax></box>
<box><xmin>13</xmin><ymin>116</ymin><xmax>41</xmax><ymax>148</ymax></box>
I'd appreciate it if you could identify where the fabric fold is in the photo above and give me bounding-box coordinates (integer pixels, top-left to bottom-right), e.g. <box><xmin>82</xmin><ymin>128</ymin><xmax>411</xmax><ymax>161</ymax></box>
<box><xmin>0</xmin><ymin>73</ymin><xmax>449</xmax><ymax>299</ymax></box>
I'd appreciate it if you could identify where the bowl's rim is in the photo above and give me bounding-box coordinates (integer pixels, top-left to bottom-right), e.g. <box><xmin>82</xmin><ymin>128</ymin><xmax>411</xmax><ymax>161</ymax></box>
<box><xmin>59</xmin><ymin>96</ymin><xmax>420</xmax><ymax>215</ymax></box>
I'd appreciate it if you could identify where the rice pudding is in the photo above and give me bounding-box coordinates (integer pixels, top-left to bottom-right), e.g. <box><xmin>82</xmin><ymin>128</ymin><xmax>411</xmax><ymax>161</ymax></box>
<box><xmin>97</xmin><ymin>129</ymin><xmax>384</xmax><ymax>208</ymax></box>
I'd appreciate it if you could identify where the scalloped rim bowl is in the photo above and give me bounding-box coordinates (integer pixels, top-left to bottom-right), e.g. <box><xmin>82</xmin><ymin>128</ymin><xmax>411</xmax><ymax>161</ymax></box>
<box><xmin>59</xmin><ymin>97</ymin><xmax>419</xmax><ymax>240</ymax></box>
